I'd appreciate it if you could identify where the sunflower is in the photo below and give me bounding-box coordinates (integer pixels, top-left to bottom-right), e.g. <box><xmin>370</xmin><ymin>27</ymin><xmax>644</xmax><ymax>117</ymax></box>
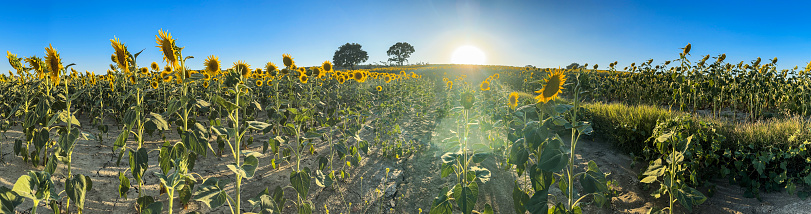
<box><xmin>311</xmin><ymin>67</ymin><xmax>322</xmax><ymax>79</ymax></box>
<box><xmin>461</xmin><ymin>91</ymin><xmax>475</xmax><ymax>109</ymax></box>
<box><xmin>384</xmin><ymin>75</ymin><xmax>392</xmax><ymax>83</ymax></box>
<box><xmin>140</xmin><ymin>67</ymin><xmax>149</xmax><ymax>75</ymax></box>
<box><xmin>203</xmin><ymin>72</ymin><xmax>211</xmax><ymax>81</ymax></box>
<box><xmin>256</xmin><ymin>79</ymin><xmax>263</xmax><ymax>87</ymax></box>
<box><xmin>151</xmin><ymin>61</ymin><xmax>159</xmax><ymax>71</ymax></box>
<box><xmin>322</xmin><ymin>60</ymin><xmax>332</xmax><ymax>72</ymax></box>
<box><xmin>376</xmin><ymin>86</ymin><xmax>382</xmax><ymax>91</ymax></box>
<box><xmin>163</xmin><ymin>75</ymin><xmax>173</xmax><ymax>83</ymax></box>
<box><xmin>509</xmin><ymin>92</ymin><xmax>519</xmax><ymax>110</ymax></box>
<box><xmin>27</xmin><ymin>56</ymin><xmax>46</xmax><ymax>79</ymax></box>
<box><xmin>480</xmin><ymin>80</ymin><xmax>490</xmax><ymax>91</ymax></box>
<box><xmin>265</xmin><ymin>62</ymin><xmax>278</xmax><ymax>73</ymax></box>
<box><xmin>352</xmin><ymin>70</ymin><xmax>365</xmax><ymax>82</ymax></box>
<box><xmin>283</xmin><ymin>53</ymin><xmax>294</xmax><ymax>67</ymax></box>
<box><xmin>494</xmin><ymin>73</ymin><xmax>500</xmax><ymax>79</ymax></box>
<box><xmin>204</xmin><ymin>55</ymin><xmax>221</xmax><ymax>75</ymax></box>
<box><xmin>280</xmin><ymin>68</ymin><xmax>289</xmax><ymax>76</ymax></box>
<box><xmin>233</xmin><ymin>61</ymin><xmax>251</xmax><ymax>78</ymax></box>
<box><xmin>44</xmin><ymin>44</ymin><xmax>63</xmax><ymax>74</ymax></box>
<box><xmin>6</xmin><ymin>51</ymin><xmax>24</xmax><ymax>73</ymax></box>
<box><xmin>535</xmin><ymin>69</ymin><xmax>566</xmax><ymax>103</ymax></box>
<box><xmin>156</xmin><ymin>29</ymin><xmax>178</xmax><ymax>69</ymax></box>
<box><xmin>299</xmin><ymin>73</ymin><xmax>308</xmax><ymax>84</ymax></box>
<box><xmin>151</xmin><ymin>79</ymin><xmax>159</xmax><ymax>89</ymax></box>
<box><xmin>447</xmin><ymin>80</ymin><xmax>453</xmax><ymax>90</ymax></box>
<box><xmin>111</xmin><ymin>37</ymin><xmax>130</xmax><ymax>73</ymax></box>
<box><xmin>443</xmin><ymin>77</ymin><xmax>448</xmax><ymax>82</ymax></box>
<box><xmin>203</xmin><ymin>81</ymin><xmax>209</xmax><ymax>88</ymax></box>
<box><xmin>338</xmin><ymin>75</ymin><xmax>346</xmax><ymax>84</ymax></box>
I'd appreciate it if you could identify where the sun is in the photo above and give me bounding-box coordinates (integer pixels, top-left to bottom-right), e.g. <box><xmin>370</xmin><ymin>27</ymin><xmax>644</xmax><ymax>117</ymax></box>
<box><xmin>451</xmin><ymin>45</ymin><xmax>486</xmax><ymax>65</ymax></box>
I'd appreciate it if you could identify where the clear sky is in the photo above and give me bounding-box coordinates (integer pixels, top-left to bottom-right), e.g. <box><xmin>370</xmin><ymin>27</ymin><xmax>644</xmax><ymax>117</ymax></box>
<box><xmin>2</xmin><ymin>0</ymin><xmax>811</xmax><ymax>73</ymax></box>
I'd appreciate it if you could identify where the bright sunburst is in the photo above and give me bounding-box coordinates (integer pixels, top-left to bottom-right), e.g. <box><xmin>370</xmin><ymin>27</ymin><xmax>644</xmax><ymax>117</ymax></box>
<box><xmin>451</xmin><ymin>45</ymin><xmax>486</xmax><ymax>65</ymax></box>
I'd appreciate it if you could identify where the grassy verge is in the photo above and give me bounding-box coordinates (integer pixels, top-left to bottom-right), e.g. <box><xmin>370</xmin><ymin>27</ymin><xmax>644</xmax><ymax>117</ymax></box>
<box><xmin>583</xmin><ymin>102</ymin><xmax>811</xmax><ymax>198</ymax></box>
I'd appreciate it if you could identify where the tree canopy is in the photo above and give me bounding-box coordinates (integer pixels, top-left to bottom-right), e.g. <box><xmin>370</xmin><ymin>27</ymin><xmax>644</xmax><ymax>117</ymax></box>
<box><xmin>332</xmin><ymin>43</ymin><xmax>368</xmax><ymax>69</ymax></box>
<box><xmin>386</xmin><ymin>42</ymin><xmax>415</xmax><ymax>66</ymax></box>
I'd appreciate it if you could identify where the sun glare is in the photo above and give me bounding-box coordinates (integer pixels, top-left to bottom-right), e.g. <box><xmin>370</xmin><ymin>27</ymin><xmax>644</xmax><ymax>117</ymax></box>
<box><xmin>451</xmin><ymin>45</ymin><xmax>486</xmax><ymax>65</ymax></box>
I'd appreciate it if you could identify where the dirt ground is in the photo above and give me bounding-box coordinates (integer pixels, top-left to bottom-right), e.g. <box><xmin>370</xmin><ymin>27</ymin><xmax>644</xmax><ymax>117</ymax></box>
<box><xmin>1</xmin><ymin>93</ymin><xmax>810</xmax><ymax>214</ymax></box>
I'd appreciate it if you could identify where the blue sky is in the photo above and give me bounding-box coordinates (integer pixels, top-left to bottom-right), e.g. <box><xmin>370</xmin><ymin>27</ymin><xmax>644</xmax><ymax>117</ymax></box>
<box><xmin>2</xmin><ymin>0</ymin><xmax>811</xmax><ymax>73</ymax></box>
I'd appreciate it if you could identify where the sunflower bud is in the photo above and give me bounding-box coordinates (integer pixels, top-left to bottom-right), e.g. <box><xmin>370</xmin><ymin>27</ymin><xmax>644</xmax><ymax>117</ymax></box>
<box><xmin>772</xmin><ymin>57</ymin><xmax>778</xmax><ymax>64</ymax></box>
<box><xmin>717</xmin><ymin>53</ymin><xmax>726</xmax><ymax>63</ymax></box>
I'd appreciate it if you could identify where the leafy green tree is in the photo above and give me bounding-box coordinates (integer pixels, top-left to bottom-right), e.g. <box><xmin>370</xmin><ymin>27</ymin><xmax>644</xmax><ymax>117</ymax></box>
<box><xmin>332</xmin><ymin>43</ymin><xmax>368</xmax><ymax>69</ymax></box>
<box><xmin>387</xmin><ymin>42</ymin><xmax>415</xmax><ymax>66</ymax></box>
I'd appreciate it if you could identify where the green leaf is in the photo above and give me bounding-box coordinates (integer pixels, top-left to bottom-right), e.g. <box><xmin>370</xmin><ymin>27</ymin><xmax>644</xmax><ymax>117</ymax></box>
<box><xmin>0</xmin><ymin>186</ymin><xmax>23</xmax><ymax>214</ymax></box>
<box><xmin>452</xmin><ymin>182</ymin><xmax>478</xmax><ymax>214</ymax></box>
<box><xmin>314</xmin><ymin>169</ymin><xmax>333</xmax><ymax>188</ymax></box>
<box><xmin>580</xmin><ymin>161</ymin><xmax>608</xmax><ymax>194</ymax></box>
<box><xmin>482</xmin><ymin>203</ymin><xmax>494</xmax><ymax>214</ymax></box>
<box><xmin>140</xmin><ymin>201</ymin><xmax>163</xmax><ymax>214</ymax></box>
<box><xmin>248</xmin><ymin>121</ymin><xmax>271</xmax><ymax>130</ymax></box>
<box><xmin>471</xmin><ymin>166</ymin><xmax>491</xmax><ymax>183</ymax></box>
<box><xmin>290</xmin><ymin>168</ymin><xmax>311</xmax><ymax>199</ymax></box>
<box><xmin>66</xmin><ymin>174</ymin><xmax>92</xmax><ymax>213</ymax></box>
<box><xmin>528</xmin><ymin>164</ymin><xmax>554</xmax><ymax>192</ymax></box>
<box><xmin>113</xmin><ymin>131</ymin><xmax>129</xmax><ymax>166</ymax></box>
<box><xmin>118</xmin><ymin>172</ymin><xmax>130</xmax><ymax>199</ymax></box>
<box><xmin>213</xmin><ymin>96</ymin><xmax>238</xmax><ymax>112</ymax></box>
<box><xmin>512</xmin><ymin>182</ymin><xmax>529</xmax><ymax>214</ymax></box>
<box><xmin>536</xmin><ymin>139</ymin><xmax>567</xmax><ymax>172</ymax></box>
<box><xmin>129</xmin><ymin>148</ymin><xmax>149</xmax><ymax>183</ymax></box>
<box><xmin>194</xmin><ymin>178</ymin><xmax>228</xmax><ymax>209</ymax></box>
<box><xmin>430</xmin><ymin>187</ymin><xmax>453</xmax><ymax>214</ymax></box>
<box><xmin>525</xmin><ymin>189</ymin><xmax>548</xmax><ymax>214</ymax></box>
<box><xmin>243</xmin><ymin>155</ymin><xmax>259</xmax><ymax>179</ymax></box>
<box><xmin>641</xmin><ymin>159</ymin><xmax>665</xmax><ymax>183</ymax></box>
<box><xmin>509</xmin><ymin>138</ymin><xmax>529</xmax><ymax>165</ymax></box>
<box><xmin>675</xmin><ymin>186</ymin><xmax>706</xmax><ymax>212</ymax></box>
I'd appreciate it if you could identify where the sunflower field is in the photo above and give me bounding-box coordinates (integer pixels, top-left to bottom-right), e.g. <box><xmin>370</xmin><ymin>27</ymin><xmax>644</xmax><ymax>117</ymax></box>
<box><xmin>2</xmin><ymin>31</ymin><xmax>811</xmax><ymax>214</ymax></box>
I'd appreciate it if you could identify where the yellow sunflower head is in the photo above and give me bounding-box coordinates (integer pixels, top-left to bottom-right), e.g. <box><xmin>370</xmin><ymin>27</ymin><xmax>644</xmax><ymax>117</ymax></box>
<box><xmin>140</xmin><ymin>67</ymin><xmax>149</xmax><ymax>75</ymax></box>
<box><xmin>338</xmin><ymin>75</ymin><xmax>346</xmax><ymax>84</ymax></box>
<box><xmin>376</xmin><ymin>86</ymin><xmax>382</xmax><ymax>91</ymax></box>
<box><xmin>282</xmin><ymin>53</ymin><xmax>294</xmax><ymax>67</ymax></box>
<box><xmin>151</xmin><ymin>61</ymin><xmax>159</xmax><ymax>71</ymax></box>
<box><xmin>312</xmin><ymin>67</ymin><xmax>322</xmax><ymax>78</ymax></box>
<box><xmin>384</xmin><ymin>75</ymin><xmax>392</xmax><ymax>83</ymax></box>
<box><xmin>204</xmin><ymin>55</ymin><xmax>221</xmax><ymax>74</ymax></box>
<box><xmin>256</xmin><ymin>79</ymin><xmax>263</xmax><ymax>87</ymax></box>
<box><xmin>280</xmin><ymin>68</ymin><xmax>289</xmax><ymax>76</ymax></box>
<box><xmin>534</xmin><ymin>69</ymin><xmax>567</xmax><ymax>103</ymax></box>
<box><xmin>447</xmin><ymin>80</ymin><xmax>453</xmax><ymax>90</ymax></box>
<box><xmin>111</xmin><ymin>37</ymin><xmax>130</xmax><ymax>73</ymax></box>
<box><xmin>233</xmin><ymin>61</ymin><xmax>251</xmax><ymax>78</ymax></box>
<box><xmin>155</xmin><ymin>29</ymin><xmax>178</xmax><ymax>68</ymax></box>
<box><xmin>163</xmin><ymin>75</ymin><xmax>173</xmax><ymax>83</ymax></box>
<box><xmin>494</xmin><ymin>73</ymin><xmax>500</xmax><ymax>79</ymax></box>
<box><xmin>322</xmin><ymin>60</ymin><xmax>333</xmax><ymax>72</ymax></box>
<box><xmin>480</xmin><ymin>80</ymin><xmax>490</xmax><ymax>91</ymax></box>
<box><xmin>151</xmin><ymin>80</ymin><xmax>159</xmax><ymax>89</ymax></box>
<box><xmin>509</xmin><ymin>92</ymin><xmax>519</xmax><ymax>110</ymax></box>
<box><xmin>265</xmin><ymin>62</ymin><xmax>278</xmax><ymax>73</ymax></box>
<box><xmin>299</xmin><ymin>73</ymin><xmax>308</xmax><ymax>84</ymax></box>
<box><xmin>352</xmin><ymin>70</ymin><xmax>365</xmax><ymax>82</ymax></box>
<box><xmin>44</xmin><ymin>44</ymin><xmax>63</xmax><ymax>75</ymax></box>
